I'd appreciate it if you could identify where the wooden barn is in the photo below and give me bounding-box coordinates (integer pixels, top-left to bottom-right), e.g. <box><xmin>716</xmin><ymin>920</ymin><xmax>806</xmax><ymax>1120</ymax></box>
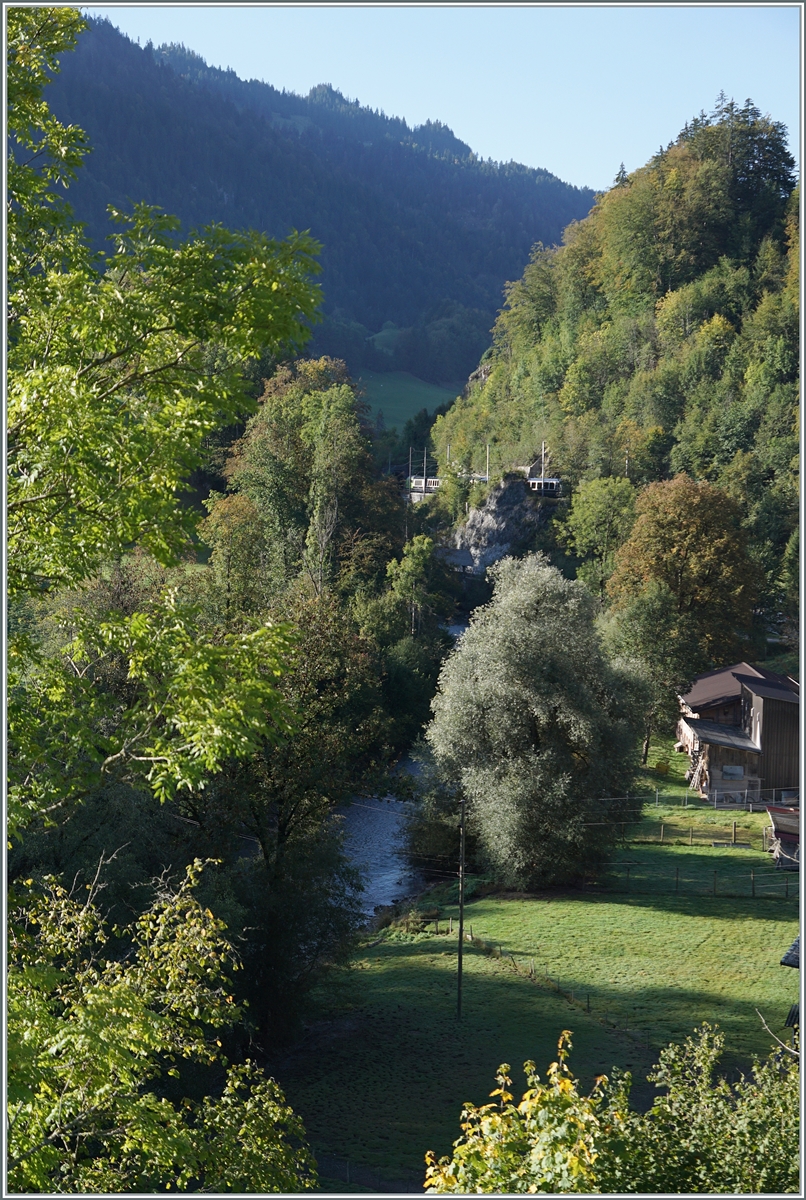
<box><xmin>677</xmin><ymin>663</ymin><xmax>799</xmax><ymax>804</ymax></box>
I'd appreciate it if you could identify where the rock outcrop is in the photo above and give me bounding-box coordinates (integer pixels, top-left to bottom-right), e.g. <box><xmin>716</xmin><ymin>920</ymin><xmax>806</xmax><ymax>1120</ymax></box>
<box><xmin>453</xmin><ymin>474</ymin><xmax>548</xmax><ymax>574</ymax></box>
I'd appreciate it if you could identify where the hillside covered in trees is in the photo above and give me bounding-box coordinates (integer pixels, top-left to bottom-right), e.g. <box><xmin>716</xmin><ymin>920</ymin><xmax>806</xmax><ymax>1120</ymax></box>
<box><xmin>45</xmin><ymin>16</ymin><xmax>595</xmax><ymax>384</ymax></box>
<box><xmin>432</xmin><ymin>96</ymin><xmax>799</xmax><ymax>642</ymax></box>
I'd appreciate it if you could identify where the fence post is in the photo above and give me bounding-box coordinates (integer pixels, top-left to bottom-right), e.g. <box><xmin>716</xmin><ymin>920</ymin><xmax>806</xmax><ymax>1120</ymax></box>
<box><xmin>660</xmin><ymin>824</ymin><xmax>664</xmax><ymax>844</ymax></box>
<box><xmin>689</xmin><ymin>826</ymin><xmax>693</xmax><ymax>846</ymax></box>
<box><xmin>655</xmin><ymin>789</ymin><xmax>659</xmax><ymax>806</ymax></box>
<box><xmin>732</xmin><ymin>821</ymin><xmax>737</xmax><ymax>845</ymax></box>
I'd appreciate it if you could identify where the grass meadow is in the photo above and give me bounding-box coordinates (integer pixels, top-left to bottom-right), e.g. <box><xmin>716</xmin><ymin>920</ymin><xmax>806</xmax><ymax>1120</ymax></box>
<box><xmin>356</xmin><ymin>369</ymin><xmax>460</xmax><ymax>431</ymax></box>
<box><xmin>276</xmin><ymin>738</ymin><xmax>798</xmax><ymax>1191</ymax></box>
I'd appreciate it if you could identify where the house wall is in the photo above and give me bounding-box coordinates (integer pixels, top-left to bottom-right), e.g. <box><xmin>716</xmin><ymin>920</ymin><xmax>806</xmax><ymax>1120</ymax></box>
<box><xmin>699</xmin><ymin>699</ymin><xmax>742</xmax><ymax>725</ymax></box>
<box><xmin>705</xmin><ymin>744</ymin><xmax>760</xmax><ymax>778</ymax></box>
<box><xmin>758</xmin><ymin>697</ymin><xmax>799</xmax><ymax>792</ymax></box>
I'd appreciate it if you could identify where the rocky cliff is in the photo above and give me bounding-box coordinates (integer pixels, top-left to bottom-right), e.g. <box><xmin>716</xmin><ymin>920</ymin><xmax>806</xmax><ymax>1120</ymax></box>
<box><xmin>453</xmin><ymin>475</ymin><xmax>548</xmax><ymax>574</ymax></box>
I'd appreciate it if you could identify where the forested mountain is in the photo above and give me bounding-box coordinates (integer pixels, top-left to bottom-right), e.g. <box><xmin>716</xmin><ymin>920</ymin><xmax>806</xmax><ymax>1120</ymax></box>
<box><xmin>433</xmin><ymin>97</ymin><xmax>799</xmax><ymax>637</ymax></box>
<box><xmin>45</xmin><ymin>16</ymin><xmax>595</xmax><ymax>382</ymax></box>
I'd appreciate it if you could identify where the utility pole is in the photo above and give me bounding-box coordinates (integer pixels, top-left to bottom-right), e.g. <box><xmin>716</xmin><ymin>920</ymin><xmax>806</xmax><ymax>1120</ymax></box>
<box><xmin>457</xmin><ymin>798</ymin><xmax>466</xmax><ymax>1019</ymax></box>
<box><xmin>486</xmin><ymin>443</ymin><xmax>490</xmax><ymax>481</ymax></box>
<box><xmin>406</xmin><ymin>446</ymin><xmax>412</xmax><ymax>540</ymax></box>
<box><xmin>541</xmin><ymin>439</ymin><xmax>546</xmax><ymax>482</ymax></box>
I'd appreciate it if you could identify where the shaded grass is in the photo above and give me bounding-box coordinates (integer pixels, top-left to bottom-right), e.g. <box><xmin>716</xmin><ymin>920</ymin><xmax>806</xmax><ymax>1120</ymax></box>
<box><xmin>356</xmin><ymin>369</ymin><xmax>459</xmax><ymax>430</ymax></box>
<box><xmin>448</xmin><ymin>890</ymin><xmax>798</xmax><ymax>1068</ymax></box>
<box><xmin>279</xmin><ymin>934</ymin><xmax>659</xmax><ymax>1188</ymax></box>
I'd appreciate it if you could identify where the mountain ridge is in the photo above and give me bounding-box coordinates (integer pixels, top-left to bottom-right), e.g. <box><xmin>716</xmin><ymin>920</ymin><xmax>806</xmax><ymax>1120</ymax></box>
<box><xmin>46</xmin><ymin>17</ymin><xmax>596</xmax><ymax>381</ymax></box>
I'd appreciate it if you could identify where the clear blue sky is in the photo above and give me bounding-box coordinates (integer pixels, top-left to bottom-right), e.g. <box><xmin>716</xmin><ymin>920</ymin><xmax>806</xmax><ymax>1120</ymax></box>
<box><xmin>83</xmin><ymin>4</ymin><xmax>801</xmax><ymax>191</ymax></box>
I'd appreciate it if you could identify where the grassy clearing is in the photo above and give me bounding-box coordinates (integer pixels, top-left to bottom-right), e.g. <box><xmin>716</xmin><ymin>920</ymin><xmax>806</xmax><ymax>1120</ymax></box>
<box><xmin>279</xmin><ymin>875</ymin><xmax>797</xmax><ymax>1191</ymax></box>
<box><xmin>279</xmin><ymin>928</ymin><xmax>660</xmax><ymax>1189</ymax></box>
<box><xmin>276</xmin><ymin>752</ymin><xmax>798</xmax><ymax>1190</ymax></box>
<box><xmin>356</xmin><ymin>369</ymin><xmax>460</xmax><ymax>430</ymax></box>
<box><xmin>278</xmin><ymin>730</ymin><xmax>797</xmax><ymax>1189</ymax></box>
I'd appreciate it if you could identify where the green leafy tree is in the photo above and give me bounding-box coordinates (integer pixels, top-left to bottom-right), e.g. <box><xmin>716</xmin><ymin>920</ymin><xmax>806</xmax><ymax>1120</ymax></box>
<box><xmin>600</xmin><ymin>580</ymin><xmax>707</xmax><ymax>762</ymax></box>
<box><xmin>561</xmin><ymin>475</ymin><xmax>636</xmax><ymax>598</ymax></box>
<box><xmin>221</xmin><ymin>358</ymin><xmax>402</xmax><ymax>598</ymax></box>
<box><xmin>7</xmin><ymin>7</ymin><xmax>321</xmax><ymax>833</ymax></box>
<box><xmin>426</xmin><ymin>554</ymin><xmax>644</xmax><ymax>888</ymax></box>
<box><xmin>386</xmin><ymin>534</ymin><xmax>446</xmax><ymax>635</ymax></box>
<box><xmin>7</xmin><ymin>10</ymin><xmax>323</xmax><ymax>1190</ymax></box>
<box><xmin>8</xmin><ymin>863</ymin><xmax>317</xmax><ymax>1192</ymax></box>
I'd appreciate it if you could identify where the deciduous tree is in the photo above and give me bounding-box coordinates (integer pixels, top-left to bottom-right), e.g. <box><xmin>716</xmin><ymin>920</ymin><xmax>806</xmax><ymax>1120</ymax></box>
<box><xmin>426</xmin><ymin>554</ymin><xmax>643</xmax><ymax>887</ymax></box>
<box><xmin>607</xmin><ymin>474</ymin><xmax>759</xmax><ymax>663</ymax></box>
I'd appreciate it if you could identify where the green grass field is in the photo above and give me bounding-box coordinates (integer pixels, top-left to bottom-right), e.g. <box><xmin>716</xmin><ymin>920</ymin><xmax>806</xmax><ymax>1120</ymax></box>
<box><xmin>275</xmin><ymin>730</ymin><xmax>798</xmax><ymax>1191</ymax></box>
<box><xmin>356</xmin><ymin>369</ymin><xmax>460</xmax><ymax>431</ymax></box>
<box><xmin>277</xmin><ymin>856</ymin><xmax>797</xmax><ymax>1188</ymax></box>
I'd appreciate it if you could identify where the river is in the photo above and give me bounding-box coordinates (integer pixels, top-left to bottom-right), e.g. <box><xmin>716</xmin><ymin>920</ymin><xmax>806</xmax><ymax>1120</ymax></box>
<box><xmin>335</xmin><ymin>795</ymin><xmax>425</xmax><ymax>918</ymax></box>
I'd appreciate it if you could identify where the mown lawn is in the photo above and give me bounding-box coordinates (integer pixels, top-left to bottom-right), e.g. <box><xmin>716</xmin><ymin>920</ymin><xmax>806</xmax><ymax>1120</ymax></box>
<box><xmin>278</xmin><ymin>927</ymin><xmax>661</xmax><ymax>1190</ymax></box>
<box><xmin>277</xmin><ymin>867</ymin><xmax>797</xmax><ymax>1191</ymax></box>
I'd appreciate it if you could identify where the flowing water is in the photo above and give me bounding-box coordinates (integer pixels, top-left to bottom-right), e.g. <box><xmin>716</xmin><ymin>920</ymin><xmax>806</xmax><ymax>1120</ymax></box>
<box><xmin>335</xmin><ymin>795</ymin><xmax>425</xmax><ymax>918</ymax></box>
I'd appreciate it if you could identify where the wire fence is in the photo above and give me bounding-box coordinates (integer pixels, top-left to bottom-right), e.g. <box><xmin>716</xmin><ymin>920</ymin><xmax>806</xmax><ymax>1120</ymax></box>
<box><xmin>594</xmin><ymin>863</ymin><xmax>799</xmax><ymax>900</ymax></box>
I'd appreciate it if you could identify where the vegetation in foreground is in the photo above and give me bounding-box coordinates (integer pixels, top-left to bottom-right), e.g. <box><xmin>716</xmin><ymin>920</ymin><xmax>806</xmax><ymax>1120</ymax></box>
<box><xmin>425</xmin><ymin>1027</ymin><xmax>799</xmax><ymax>1194</ymax></box>
<box><xmin>7</xmin><ymin>8</ymin><xmax>799</xmax><ymax>1194</ymax></box>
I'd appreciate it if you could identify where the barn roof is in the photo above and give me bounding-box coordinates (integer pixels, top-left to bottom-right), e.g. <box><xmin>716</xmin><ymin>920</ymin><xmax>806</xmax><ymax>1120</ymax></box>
<box><xmin>681</xmin><ymin>662</ymin><xmax>797</xmax><ymax>713</ymax></box>
<box><xmin>681</xmin><ymin>718</ymin><xmax>761</xmax><ymax>753</ymax></box>
<box><xmin>781</xmin><ymin>936</ymin><xmax>800</xmax><ymax>969</ymax></box>
<box><xmin>734</xmin><ymin>674</ymin><xmax>800</xmax><ymax>705</ymax></box>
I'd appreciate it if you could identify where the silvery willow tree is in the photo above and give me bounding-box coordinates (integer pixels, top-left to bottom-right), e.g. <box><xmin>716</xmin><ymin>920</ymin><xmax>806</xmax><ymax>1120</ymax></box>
<box><xmin>427</xmin><ymin>554</ymin><xmax>645</xmax><ymax>887</ymax></box>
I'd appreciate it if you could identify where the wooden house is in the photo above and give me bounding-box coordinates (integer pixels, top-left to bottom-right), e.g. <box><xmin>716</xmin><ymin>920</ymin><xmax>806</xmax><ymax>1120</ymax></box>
<box><xmin>677</xmin><ymin>663</ymin><xmax>799</xmax><ymax>804</ymax></box>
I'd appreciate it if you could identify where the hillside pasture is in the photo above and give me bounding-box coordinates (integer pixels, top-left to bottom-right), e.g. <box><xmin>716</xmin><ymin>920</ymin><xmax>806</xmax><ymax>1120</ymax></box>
<box><xmin>357</xmin><ymin>369</ymin><xmax>459</xmax><ymax>431</ymax></box>
<box><xmin>278</xmin><ymin>841</ymin><xmax>797</xmax><ymax>1191</ymax></box>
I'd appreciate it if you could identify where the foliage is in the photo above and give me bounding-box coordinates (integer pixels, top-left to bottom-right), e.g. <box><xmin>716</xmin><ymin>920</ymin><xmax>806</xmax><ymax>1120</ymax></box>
<box><xmin>7</xmin><ymin>591</ymin><xmax>294</xmax><ymax>841</ymax></box>
<box><xmin>7</xmin><ymin>862</ymin><xmax>317</xmax><ymax>1193</ymax></box>
<box><xmin>431</xmin><ymin>98</ymin><xmax>798</xmax><ymax>637</ymax></box>
<box><xmin>425</xmin><ymin>1034</ymin><xmax>602</xmax><ymax>1193</ymax></box>
<box><xmin>427</xmin><ymin>554</ymin><xmax>645</xmax><ymax>887</ymax></box>
<box><xmin>607</xmin><ymin>474</ymin><xmax>760</xmax><ymax>662</ymax></box>
<box><xmin>6</xmin><ymin>12</ymin><xmax>327</xmax><ymax>1191</ymax></box>
<box><xmin>560</xmin><ymin>475</ymin><xmax>636</xmax><ymax>597</ymax></box>
<box><xmin>217</xmin><ymin>358</ymin><xmax>404</xmax><ymax>599</ymax></box>
<box><xmin>599</xmin><ymin>580</ymin><xmax>706</xmax><ymax>760</ymax></box>
<box><xmin>6</xmin><ymin>6</ymin><xmax>321</xmax><ymax>833</ymax></box>
<box><xmin>596</xmin><ymin>1024</ymin><xmax>800</xmax><ymax>1194</ymax></box>
<box><xmin>425</xmin><ymin>1026</ymin><xmax>800</xmax><ymax>1194</ymax></box>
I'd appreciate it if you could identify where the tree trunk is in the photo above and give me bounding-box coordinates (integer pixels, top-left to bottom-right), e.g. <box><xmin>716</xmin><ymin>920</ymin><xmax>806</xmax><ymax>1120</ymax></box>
<box><xmin>641</xmin><ymin>723</ymin><xmax>652</xmax><ymax>765</ymax></box>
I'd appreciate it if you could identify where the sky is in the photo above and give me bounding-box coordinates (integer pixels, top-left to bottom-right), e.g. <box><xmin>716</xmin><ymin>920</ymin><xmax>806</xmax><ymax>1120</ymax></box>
<box><xmin>83</xmin><ymin>4</ymin><xmax>801</xmax><ymax>191</ymax></box>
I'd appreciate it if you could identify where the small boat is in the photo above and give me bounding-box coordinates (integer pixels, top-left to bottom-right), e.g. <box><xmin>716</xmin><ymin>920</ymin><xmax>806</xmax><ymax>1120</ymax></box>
<box><xmin>766</xmin><ymin>805</ymin><xmax>800</xmax><ymax>842</ymax></box>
